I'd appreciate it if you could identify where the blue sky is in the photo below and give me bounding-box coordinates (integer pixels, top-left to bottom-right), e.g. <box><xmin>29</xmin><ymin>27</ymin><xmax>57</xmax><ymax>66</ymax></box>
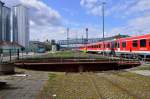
<box><xmin>2</xmin><ymin>0</ymin><xmax>150</xmax><ymax>41</ymax></box>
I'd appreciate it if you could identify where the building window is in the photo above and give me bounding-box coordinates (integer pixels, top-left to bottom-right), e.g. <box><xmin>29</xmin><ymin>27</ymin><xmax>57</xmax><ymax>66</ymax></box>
<box><xmin>122</xmin><ymin>42</ymin><xmax>126</xmax><ymax>48</ymax></box>
<box><xmin>140</xmin><ymin>39</ymin><xmax>146</xmax><ymax>47</ymax></box>
<box><xmin>133</xmin><ymin>40</ymin><xmax>138</xmax><ymax>47</ymax></box>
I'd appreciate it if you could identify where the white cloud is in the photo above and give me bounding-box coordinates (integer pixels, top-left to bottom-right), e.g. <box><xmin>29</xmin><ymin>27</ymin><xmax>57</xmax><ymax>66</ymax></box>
<box><xmin>80</xmin><ymin>0</ymin><xmax>150</xmax><ymax>17</ymax></box>
<box><xmin>110</xmin><ymin>15</ymin><xmax>150</xmax><ymax>36</ymax></box>
<box><xmin>20</xmin><ymin>0</ymin><xmax>62</xmax><ymax>26</ymax></box>
<box><xmin>80</xmin><ymin>0</ymin><xmax>112</xmax><ymax>16</ymax></box>
<box><xmin>127</xmin><ymin>0</ymin><xmax>150</xmax><ymax>15</ymax></box>
<box><xmin>80</xmin><ymin>0</ymin><xmax>98</xmax><ymax>9</ymax></box>
<box><xmin>80</xmin><ymin>0</ymin><xmax>150</xmax><ymax>37</ymax></box>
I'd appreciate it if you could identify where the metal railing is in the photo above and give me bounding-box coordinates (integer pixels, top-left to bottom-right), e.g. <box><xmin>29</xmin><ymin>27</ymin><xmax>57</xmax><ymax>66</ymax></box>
<box><xmin>0</xmin><ymin>49</ymin><xmax>23</xmax><ymax>63</ymax></box>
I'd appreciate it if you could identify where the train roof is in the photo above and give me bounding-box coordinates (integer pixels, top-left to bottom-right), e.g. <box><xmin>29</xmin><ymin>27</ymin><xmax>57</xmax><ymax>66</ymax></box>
<box><xmin>80</xmin><ymin>34</ymin><xmax>150</xmax><ymax>47</ymax></box>
<box><xmin>120</xmin><ymin>34</ymin><xmax>150</xmax><ymax>41</ymax></box>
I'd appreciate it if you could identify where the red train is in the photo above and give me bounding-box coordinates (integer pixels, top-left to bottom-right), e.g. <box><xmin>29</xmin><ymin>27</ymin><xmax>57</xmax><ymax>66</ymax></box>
<box><xmin>79</xmin><ymin>34</ymin><xmax>150</xmax><ymax>59</ymax></box>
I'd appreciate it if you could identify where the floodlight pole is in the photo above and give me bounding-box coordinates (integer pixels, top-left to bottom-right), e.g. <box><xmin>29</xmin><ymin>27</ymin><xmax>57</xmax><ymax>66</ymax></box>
<box><xmin>102</xmin><ymin>2</ymin><xmax>105</xmax><ymax>39</ymax></box>
<box><xmin>102</xmin><ymin>2</ymin><xmax>106</xmax><ymax>56</ymax></box>
<box><xmin>67</xmin><ymin>28</ymin><xmax>69</xmax><ymax>50</ymax></box>
<box><xmin>86</xmin><ymin>28</ymin><xmax>88</xmax><ymax>52</ymax></box>
<box><xmin>86</xmin><ymin>28</ymin><xmax>88</xmax><ymax>44</ymax></box>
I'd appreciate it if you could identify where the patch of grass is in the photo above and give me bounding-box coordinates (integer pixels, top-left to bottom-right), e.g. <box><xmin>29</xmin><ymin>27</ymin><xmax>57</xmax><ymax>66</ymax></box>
<box><xmin>48</xmin><ymin>73</ymin><xmax>57</xmax><ymax>80</ymax></box>
<box><xmin>135</xmin><ymin>64</ymin><xmax>150</xmax><ymax>70</ymax></box>
<box><xmin>21</xmin><ymin>51</ymin><xmax>111</xmax><ymax>61</ymax></box>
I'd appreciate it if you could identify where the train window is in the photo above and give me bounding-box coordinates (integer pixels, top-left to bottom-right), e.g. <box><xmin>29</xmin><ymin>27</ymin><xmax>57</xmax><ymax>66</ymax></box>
<box><xmin>117</xmin><ymin>42</ymin><xmax>120</xmax><ymax>48</ymax></box>
<box><xmin>107</xmin><ymin>43</ymin><xmax>110</xmax><ymax>48</ymax></box>
<box><xmin>122</xmin><ymin>42</ymin><xmax>126</xmax><ymax>48</ymax></box>
<box><xmin>140</xmin><ymin>39</ymin><xmax>146</xmax><ymax>47</ymax></box>
<box><xmin>99</xmin><ymin>44</ymin><xmax>101</xmax><ymax>48</ymax></box>
<box><xmin>114</xmin><ymin>41</ymin><xmax>117</xmax><ymax>48</ymax></box>
<box><xmin>111</xmin><ymin>42</ymin><xmax>114</xmax><ymax>48</ymax></box>
<box><xmin>133</xmin><ymin>40</ymin><xmax>138</xmax><ymax>47</ymax></box>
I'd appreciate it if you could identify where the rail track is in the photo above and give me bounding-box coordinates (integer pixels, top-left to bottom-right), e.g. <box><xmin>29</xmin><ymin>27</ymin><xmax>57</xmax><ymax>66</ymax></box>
<box><xmin>86</xmin><ymin>72</ymin><xmax>137</xmax><ymax>99</ymax></box>
<box><xmin>39</xmin><ymin>71</ymin><xmax>150</xmax><ymax>99</ymax></box>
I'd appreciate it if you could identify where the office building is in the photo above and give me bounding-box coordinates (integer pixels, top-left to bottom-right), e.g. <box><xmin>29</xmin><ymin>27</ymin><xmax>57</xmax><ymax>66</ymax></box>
<box><xmin>0</xmin><ymin>1</ymin><xmax>11</xmax><ymax>42</ymax></box>
<box><xmin>2</xmin><ymin>6</ymin><xmax>11</xmax><ymax>41</ymax></box>
<box><xmin>13</xmin><ymin>4</ymin><xmax>29</xmax><ymax>48</ymax></box>
<box><xmin>0</xmin><ymin>1</ymin><xmax>4</xmax><ymax>41</ymax></box>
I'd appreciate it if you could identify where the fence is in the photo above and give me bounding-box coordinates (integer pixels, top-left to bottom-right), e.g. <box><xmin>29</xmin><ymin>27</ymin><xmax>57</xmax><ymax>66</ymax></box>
<box><xmin>0</xmin><ymin>49</ymin><xmax>24</xmax><ymax>63</ymax></box>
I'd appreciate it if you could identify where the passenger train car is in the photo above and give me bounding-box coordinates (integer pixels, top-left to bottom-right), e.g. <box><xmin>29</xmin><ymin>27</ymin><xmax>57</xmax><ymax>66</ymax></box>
<box><xmin>79</xmin><ymin>34</ymin><xmax>150</xmax><ymax>59</ymax></box>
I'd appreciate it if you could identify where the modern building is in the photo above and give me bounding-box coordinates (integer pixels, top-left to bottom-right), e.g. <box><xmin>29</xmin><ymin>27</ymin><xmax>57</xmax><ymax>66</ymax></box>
<box><xmin>0</xmin><ymin>1</ymin><xmax>11</xmax><ymax>42</ymax></box>
<box><xmin>0</xmin><ymin>1</ymin><xmax>4</xmax><ymax>41</ymax></box>
<box><xmin>2</xmin><ymin>6</ymin><xmax>11</xmax><ymax>41</ymax></box>
<box><xmin>13</xmin><ymin>4</ymin><xmax>29</xmax><ymax>48</ymax></box>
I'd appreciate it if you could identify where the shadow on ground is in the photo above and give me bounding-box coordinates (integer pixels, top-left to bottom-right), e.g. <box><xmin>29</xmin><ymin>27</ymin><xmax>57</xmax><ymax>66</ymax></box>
<box><xmin>0</xmin><ymin>82</ymin><xmax>22</xmax><ymax>91</ymax></box>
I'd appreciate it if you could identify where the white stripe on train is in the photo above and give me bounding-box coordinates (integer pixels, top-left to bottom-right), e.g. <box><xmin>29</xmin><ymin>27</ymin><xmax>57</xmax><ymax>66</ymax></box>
<box><xmin>83</xmin><ymin>49</ymin><xmax>150</xmax><ymax>54</ymax></box>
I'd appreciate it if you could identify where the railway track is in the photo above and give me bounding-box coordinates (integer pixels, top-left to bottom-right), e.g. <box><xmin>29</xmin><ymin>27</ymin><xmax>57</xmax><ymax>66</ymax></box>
<box><xmin>39</xmin><ymin>72</ymin><xmax>150</xmax><ymax>99</ymax></box>
<box><xmin>86</xmin><ymin>73</ymin><xmax>103</xmax><ymax>99</ymax></box>
<box><xmin>86</xmin><ymin>72</ymin><xmax>137</xmax><ymax>99</ymax></box>
<box><xmin>99</xmin><ymin>71</ymin><xmax>150</xmax><ymax>99</ymax></box>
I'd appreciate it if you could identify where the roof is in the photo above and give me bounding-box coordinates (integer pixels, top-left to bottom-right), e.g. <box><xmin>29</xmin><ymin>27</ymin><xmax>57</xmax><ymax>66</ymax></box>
<box><xmin>120</xmin><ymin>34</ymin><xmax>150</xmax><ymax>41</ymax></box>
<box><xmin>0</xmin><ymin>41</ymin><xmax>23</xmax><ymax>48</ymax></box>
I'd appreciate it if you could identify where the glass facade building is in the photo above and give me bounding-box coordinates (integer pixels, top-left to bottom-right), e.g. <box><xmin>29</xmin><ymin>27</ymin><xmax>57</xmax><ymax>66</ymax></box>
<box><xmin>2</xmin><ymin>6</ymin><xmax>11</xmax><ymax>41</ymax></box>
<box><xmin>0</xmin><ymin>1</ymin><xmax>11</xmax><ymax>42</ymax></box>
<box><xmin>0</xmin><ymin>1</ymin><xmax>4</xmax><ymax>41</ymax></box>
<box><xmin>13</xmin><ymin>5</ymin><xmax>29</xmax><ymax>48</ymax></box>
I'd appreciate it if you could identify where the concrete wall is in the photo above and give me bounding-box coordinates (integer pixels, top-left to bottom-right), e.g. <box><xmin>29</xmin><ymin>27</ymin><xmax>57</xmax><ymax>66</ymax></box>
<box><xmin>0</xmin><ymin>63</ymin><xmax>14</xmax><ymax>74</ymax></box>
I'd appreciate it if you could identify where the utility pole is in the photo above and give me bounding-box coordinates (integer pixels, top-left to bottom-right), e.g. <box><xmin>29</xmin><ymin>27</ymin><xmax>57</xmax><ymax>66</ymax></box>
<box><xmin>86</xmin><ymin>28</ymin><xmax>88</xmax><ymax>44</ymax></box>
<box><xmin>86</xmin><ymin>28</ymin><xmax>88</xmax><ymax>52</ymax></box>
<box><xmin>82</xmin><ymin>35</ymin><xmax>84</xmax><ymax>44</ymax></box>
<box><xmin>67</xmin><ymin>28</ymin><xmax>69</xmax><ymax>50</ymax></box>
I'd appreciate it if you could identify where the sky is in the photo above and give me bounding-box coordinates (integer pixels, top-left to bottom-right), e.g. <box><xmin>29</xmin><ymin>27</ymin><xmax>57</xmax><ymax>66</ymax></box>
<box><xmin>2</xmin><ymin>0</ymin><xmax>150</xmax><ymax>41</ymax></box>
